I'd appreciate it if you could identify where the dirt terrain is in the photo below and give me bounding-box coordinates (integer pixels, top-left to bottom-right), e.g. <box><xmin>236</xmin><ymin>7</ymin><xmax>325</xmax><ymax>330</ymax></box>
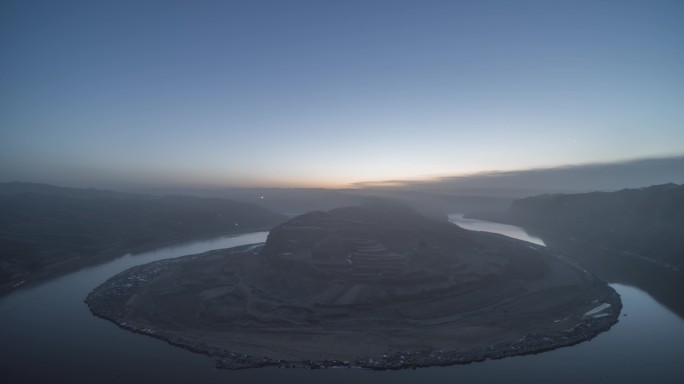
<box><xmin>87</xmin><ymin>203</ymin><xmax>621</xmax><ymax>369</ymax></box>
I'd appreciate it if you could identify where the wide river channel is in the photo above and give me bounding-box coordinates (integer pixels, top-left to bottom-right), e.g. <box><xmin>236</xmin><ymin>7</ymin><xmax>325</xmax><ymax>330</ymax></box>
<box><xmin>1</xmin><ymin>218</ymin><xmax>683</xmax><ymax>383</ymax></box>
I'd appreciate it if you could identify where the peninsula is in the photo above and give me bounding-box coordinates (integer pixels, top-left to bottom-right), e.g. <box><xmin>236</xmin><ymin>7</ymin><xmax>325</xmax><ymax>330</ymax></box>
<box><xmin>87</xmin><ymin>203</ymin><xmax>621</xmax><ymax>369</ymax></box>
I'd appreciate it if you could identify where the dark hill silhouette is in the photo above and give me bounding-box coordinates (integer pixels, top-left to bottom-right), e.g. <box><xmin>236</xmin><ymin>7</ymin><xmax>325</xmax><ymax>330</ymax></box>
<box><xmin>0</xmin><ymin>183</ymin><xmax>287</xmax><ymax>294</ymax></box>
<box><xmin>504</xmin><ymin>183</ymin><xmax>684</xmax><ymax>269</ymax></box>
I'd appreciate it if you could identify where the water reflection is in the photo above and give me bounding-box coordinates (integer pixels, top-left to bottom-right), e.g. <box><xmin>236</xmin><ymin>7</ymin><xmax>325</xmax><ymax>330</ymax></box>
<box><xmin>1</xmin><ymin>223</ymin><xmax>683</xmax><ymax>384</ymax></box>
<box><xmin>0</xmin><ymin>232</ymin><xmax>269</xmax><ymax>384</ymax></box>
<box><xmin>451</xmin><ymin>213</ymin><xmax>683</xmax><ymax>320</ymax></box>
<box><xmin>525</xmin><ymin>229</ymin><xmax>684</xmax><ymax>321</ymax></box>
<box><xmin>449</xmin><ymin>214</ymin><xmax>546</xmax><ymax>246</ymax></box>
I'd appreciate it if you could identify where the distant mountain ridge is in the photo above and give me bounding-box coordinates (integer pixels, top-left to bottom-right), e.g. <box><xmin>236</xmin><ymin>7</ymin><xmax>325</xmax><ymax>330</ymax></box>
<box><xmin>0</xmin><ymin>182</ymin><xmax>143</xmax><ymax>199</ymax></box>
<box><xmin>0</xmin><ymin>183</ymin><xmax>287</xmax><ymax>294</ymax></box>
<box><xmin>134</xmin><ymin>186</ymin><xmax>514</xmax><ymax>220</ymax></box>
<box><xmin>505</xmin><ymin>183</ymin><xmax>684</xmax><ymax>269</ymax></box>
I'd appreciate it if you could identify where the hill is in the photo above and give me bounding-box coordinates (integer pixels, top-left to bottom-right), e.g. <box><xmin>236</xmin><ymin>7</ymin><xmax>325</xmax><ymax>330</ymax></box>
<box><xmin>87</xmin><ymin>202</ymin><xmax>620</xmax><ymax>369</ymax></box>
<box><xmin>0</xmin><ymin>183</ymin><xmax>287</xmax><ymax>294</ymax></box>
<box><xmin>504</xmin><ymin>183</ymin><xmax>684</xmax><ymax>269</ymax></box>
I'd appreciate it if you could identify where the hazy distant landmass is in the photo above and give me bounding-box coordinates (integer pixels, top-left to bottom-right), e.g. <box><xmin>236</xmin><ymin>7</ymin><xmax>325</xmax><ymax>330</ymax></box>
<box><xmin>356</xmin><ymin>155</ymin><xmax>684</xmax><ymax>198</ymax></box>
<box><xmin>475</xmin><ymin>183</ymin><xmax>684</xmax><ymax>270</ymax></box>
<box><xmin>87</xmin><ymin>203</ymin><xmax>620</xmax><ymax>369</ymax></box>
<box><xmin>138</xmin><ymin>186</ymin><xmax>515</xmax><ymax>219</ymax></box>
<box><xmin>0</xmin><ymin>183</ymin><xmax>287</xmax><ymax>294</ymax></box>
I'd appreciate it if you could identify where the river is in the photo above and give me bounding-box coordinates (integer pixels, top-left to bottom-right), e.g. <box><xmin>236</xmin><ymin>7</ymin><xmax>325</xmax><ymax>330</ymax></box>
<box><xmin>1</xmin><ymin>219</ymin><xmax>682</xmax><ymax>383</ymax></box>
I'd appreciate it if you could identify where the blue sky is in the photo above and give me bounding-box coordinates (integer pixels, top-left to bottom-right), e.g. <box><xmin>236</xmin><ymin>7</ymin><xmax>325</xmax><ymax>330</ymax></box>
<box><xmin>1</xmin><ymin>0</ymin><xmax>683</xmax><ymax>188</ymax></box>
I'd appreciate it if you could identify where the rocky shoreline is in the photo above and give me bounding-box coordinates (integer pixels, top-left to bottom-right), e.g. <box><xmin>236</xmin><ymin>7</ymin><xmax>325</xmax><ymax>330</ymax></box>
<box><xmin>1</xmin><ymin>228</ymin><xmax>273</xmax><ymax>298</ymax></box>
<box><xmin>86</xmin><ymin>244</ymin><xmax>622</xmax><ymax>370</ymax></box>
<box><xmin>89</xmin><ymin>309</ymin><xmax>620</xmax><ymax>370</ymax></box>
<box><xmin>88</xmin><ymin>296</ymin><xmax>620</xmax><ymax>370</ymax></box>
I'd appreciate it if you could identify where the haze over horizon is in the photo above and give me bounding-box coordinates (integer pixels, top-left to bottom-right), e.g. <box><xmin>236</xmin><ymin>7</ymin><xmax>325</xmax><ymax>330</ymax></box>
<box><xmin>2</xmin><ymin>0</ymin><xmax>683</xmax><ymax>190</ymax></box>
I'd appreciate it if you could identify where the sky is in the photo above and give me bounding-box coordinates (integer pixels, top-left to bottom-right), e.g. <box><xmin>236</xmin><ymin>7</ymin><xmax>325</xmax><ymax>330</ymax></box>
<box><xmin>1</xmin><ymin>0</ymin><xmax>683</xmax><ymax>189</ymax></box>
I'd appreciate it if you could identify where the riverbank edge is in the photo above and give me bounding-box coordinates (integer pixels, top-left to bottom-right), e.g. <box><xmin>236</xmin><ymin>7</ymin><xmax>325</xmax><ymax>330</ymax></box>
<box><xmin>0</xmin><ymin>228</ymin><xmax>273</xmax><ymax>298</ymax></box>
<box><xmin>462</xmin><ymin>212</ymin><xmax>680</xmax><ymax>272</ymax></box>
<box><xmin>85</xmin><ymin>246</ymin><xmax>622</xmax><ymax>371</ymax></box>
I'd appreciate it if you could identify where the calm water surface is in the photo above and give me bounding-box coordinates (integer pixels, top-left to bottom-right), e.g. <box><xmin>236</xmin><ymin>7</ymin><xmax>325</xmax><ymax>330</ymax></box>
<box><xmin>2</xmin><ymin>221</ymin><xmax>683</xmax><ymax>383</ymax></box>
<box><xmin>449</xmin><ymin>214</ymin><xmax>546</xmax><ymax>246</ymax></box>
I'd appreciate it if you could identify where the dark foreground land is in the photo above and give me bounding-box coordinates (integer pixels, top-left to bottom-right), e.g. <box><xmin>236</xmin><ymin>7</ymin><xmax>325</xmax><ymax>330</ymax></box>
<box><xmin>87</xmin><ymin>203</ymin><xmax>620</xmax><ymax>369</ymax></box>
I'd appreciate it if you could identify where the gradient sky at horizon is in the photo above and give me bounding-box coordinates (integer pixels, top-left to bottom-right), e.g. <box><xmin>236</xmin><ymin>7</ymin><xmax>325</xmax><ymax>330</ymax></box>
<box><xmin>1</xmin><ymin>0</ymin><xmax>683</xmax><ymax>189</ymax></box>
